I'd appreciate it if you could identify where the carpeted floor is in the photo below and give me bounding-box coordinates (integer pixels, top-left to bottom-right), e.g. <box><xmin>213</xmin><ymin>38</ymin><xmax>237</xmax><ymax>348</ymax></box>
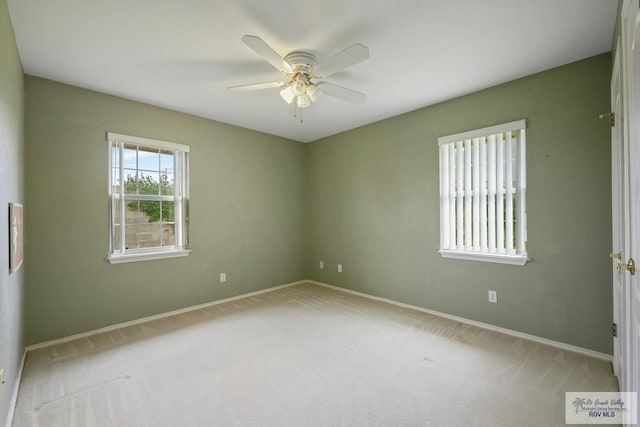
<box><xmin>12</xmin><ymin>282</ymin><xmax>618</xmax><ymax>426</ymax></box>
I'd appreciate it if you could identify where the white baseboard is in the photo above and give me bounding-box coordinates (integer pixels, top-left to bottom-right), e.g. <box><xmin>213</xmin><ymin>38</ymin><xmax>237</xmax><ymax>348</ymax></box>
<box><xmin>308</xmin><ymin>280</ymin><xmax>613</xmax><ymax>362</ymax></box>
<box><xmin>5</xmin><ymin>350</ymin><xmax>26</xmax><ymax>427</ymax></box>
<box><xmin>26</xmin><ymin>280</ymin><xmax>306</xmax><ymax>352</ymax></box>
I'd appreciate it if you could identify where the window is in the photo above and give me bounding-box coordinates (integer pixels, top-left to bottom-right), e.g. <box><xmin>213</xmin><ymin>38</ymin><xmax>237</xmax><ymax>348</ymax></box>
<box><xmin>107</xmin><ymin>133</ymin><xmax>190</xmax><ymax>264</ymax></box>
<box><xmin>438</xmin><ymin>120</ymin><xmax>528</xmax><ymax>265</ymax></box>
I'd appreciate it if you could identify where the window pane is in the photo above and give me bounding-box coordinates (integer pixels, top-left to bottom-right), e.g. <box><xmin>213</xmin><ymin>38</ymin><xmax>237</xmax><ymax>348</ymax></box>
<box><xmin>139</xmin><ymin>223</ymin><xmax>161</xmax><ymax>248</ymax></box>
<box><xmin>124</xmin><ymin>224</ymin><xmax>140</xmax><ymax>250</ymax></box>
<box><xmin>138</xmin><ymin>146</ymin><xmax>159</xmax><ymax>172</ymax></box>
<box><xmin>138</xmin><ymin>172</ymin><xmax>160</xmax><ymax>195</ymax></box>
<box><xmin>160</xmin><ymin>151</ymin><xmax>174</xmax><ymax>174</ymax></box>
<box><xmin>122</xmin><ymin>200</ymin><xmax>172</xmax><ymax>249</ymax></box>
<box><xmin>123</xmin><ymin>145</ymin><xmax>137</xmax><ymax>169</ymax></box>
<box><xmin>162</xmin><ymin>224</ymin><xmax>175</xmax><ymax>247</ymax></box>
<box><xmin>124</xmin><ymin>199</ymin><xmax>160</xmax><ymax>249</ymax></box>
<box><xmin>138</xmin><ymin>200</ymin><xmax>162</xmax><ymax>223</ymax></box>
<box><xmin>161</xmin><ymin>173</ymin><xmax>174</xmax><ymax>196</ymax></box>
<box><xmin>123</xmin><ymin>170</ymin><xmax>138</xmax><ymax>194</ymax></box>
<box><xmin>161</xmin><ymin>201</ymin><xmax>174</xmax><ymax>223</ymax></box>
<box><xmin>124</xmin><ymin>201</ymin><xmax>142</xmax><ymax>225</ymax></box>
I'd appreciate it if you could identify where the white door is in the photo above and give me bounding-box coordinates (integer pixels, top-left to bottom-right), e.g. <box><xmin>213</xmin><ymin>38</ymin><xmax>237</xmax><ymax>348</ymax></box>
<box><xmin>622</xmin><ymin>0</ymin><xmax>640</xmax><ymax>416</ymax></box>
<box><xmin>611</xmin><ymin>37</ymin><xmax>627</xmax><ymax>382</ymax></box>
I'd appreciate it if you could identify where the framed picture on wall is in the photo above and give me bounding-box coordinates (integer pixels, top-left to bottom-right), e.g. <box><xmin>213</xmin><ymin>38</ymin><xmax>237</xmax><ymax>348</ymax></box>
<box><xmin>9</xmin><ymin>202</ymin><xmax>23</xmax><ymax>273</ymax></box>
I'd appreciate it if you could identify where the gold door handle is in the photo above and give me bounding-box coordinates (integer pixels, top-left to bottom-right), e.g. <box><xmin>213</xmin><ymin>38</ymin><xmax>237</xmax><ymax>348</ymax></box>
<box><xmin>610</xmin><ymin>252</ymin><xmax>622</xmax><ymax>259</ymax></box>
<box><xmin>617</xmin><ymin>258</ymin><xmax>636</xmax><ymax>275</ymax></box>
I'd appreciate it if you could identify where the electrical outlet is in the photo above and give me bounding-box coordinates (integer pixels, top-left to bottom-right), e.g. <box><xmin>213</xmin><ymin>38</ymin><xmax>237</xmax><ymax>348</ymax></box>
<box><xmin>320</xmin><ymin>261</ymin><xmax>324</xmax><ymax>269</ymax></box>
<box><xmin>337</xmin><ymin>264</ymin><xmax>343</xmax><ymax>273</ymax></box>
<box><xmin>488</xmin><ymin>290</ymin><xmax>497</xmax><ymax>303</ymax></box>
<box><xmin>220</xmin><ymin>273</ymin><xmax>226</xmax><ymax>283</ymax></box>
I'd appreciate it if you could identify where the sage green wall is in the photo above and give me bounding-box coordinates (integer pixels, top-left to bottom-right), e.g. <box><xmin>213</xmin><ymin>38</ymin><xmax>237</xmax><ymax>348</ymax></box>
<box><xmin>24</xmin><ymin>76</ymin><xmax>308</xmax><ymax>344</ymax></box>
<box><xmin>308</xmin><ymin>53</ymin><xmax>613</xmax><ymax>354</ymax></box>
<box><xmin>24</xmin><ymin>53</ymin><xmax>612</xmax><ymax>355</ymax></box>
<box><xmin>0</xmin><ymin>0</ymin><xmax>25</xmax><ymax>422</ymax></box>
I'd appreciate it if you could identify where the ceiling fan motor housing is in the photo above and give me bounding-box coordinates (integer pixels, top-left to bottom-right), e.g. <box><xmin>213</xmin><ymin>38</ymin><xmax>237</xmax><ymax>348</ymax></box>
<box><xmin>284</xmin><ymin>51</ymin><xmax>318</xmax><ymax>75</ymax></box>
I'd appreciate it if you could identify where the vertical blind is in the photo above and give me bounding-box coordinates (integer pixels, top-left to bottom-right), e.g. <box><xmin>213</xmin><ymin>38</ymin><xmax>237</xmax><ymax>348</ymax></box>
<box><xmin>438</xmin><ymin>120</ymin><xmax>527</xmax><ymax>256</ymax></box>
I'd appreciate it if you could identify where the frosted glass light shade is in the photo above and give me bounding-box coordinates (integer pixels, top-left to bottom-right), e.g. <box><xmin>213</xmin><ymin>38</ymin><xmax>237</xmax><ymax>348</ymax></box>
<box><xmin>297</xmin><ymin>94</ymin><xmax>311</xmax><ymax>108</ymax></box>
<box><xmin>280</xmin><ymin>85</ymin><xmax>295</xmax><ymax>104</ymax></box>
<box><xmin>293</xmin><ymin>80</ymin><xmax>306</xmax><ymax>96</ymax></box>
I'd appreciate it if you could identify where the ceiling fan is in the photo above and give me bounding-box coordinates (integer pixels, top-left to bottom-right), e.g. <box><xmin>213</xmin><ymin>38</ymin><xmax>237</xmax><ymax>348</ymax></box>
<box><xmin>228</xmin><ymin>35</ymin><xmax>369</xmax><ymax>122</ymax></box>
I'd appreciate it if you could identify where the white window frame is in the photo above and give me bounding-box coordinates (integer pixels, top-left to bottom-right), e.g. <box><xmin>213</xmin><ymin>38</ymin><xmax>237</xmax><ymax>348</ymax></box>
<box><xmin>106</xmin><ymin>132</ymin><xmax>191</xmax><ymax>264</ymax></box>
<box><xmin>438</xmin><ymin>120</ymin><xmax>528</xmax><ymax>266</ymax></box>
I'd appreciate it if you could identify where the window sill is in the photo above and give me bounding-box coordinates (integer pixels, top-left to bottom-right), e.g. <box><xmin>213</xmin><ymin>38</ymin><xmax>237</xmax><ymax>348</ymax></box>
<box><xmin>106</xmin><ymin>249</ymin><xmax>191</xmax><ymax>264</ymax></box>
<box><xmin>439</xmin><ymin>249</ymin><xmax>529</xmax><ymax>266</ymax></box>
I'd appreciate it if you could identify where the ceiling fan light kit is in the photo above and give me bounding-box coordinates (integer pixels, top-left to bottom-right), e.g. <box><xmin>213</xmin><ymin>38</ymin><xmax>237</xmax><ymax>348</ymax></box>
<box><xmin>228</xmin><ymin>35</ymin><xmax>369</xmax><ymax>123</ymax></box>
<box><xmin>280</xmin><ymin>85</ymin><xmax>296</xmax><ymax>104</ymax></box>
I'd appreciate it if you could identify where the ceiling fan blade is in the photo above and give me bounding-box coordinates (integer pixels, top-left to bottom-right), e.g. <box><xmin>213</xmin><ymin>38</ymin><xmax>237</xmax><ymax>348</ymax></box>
<box><xmin>241</xmin><ymin>35</ymin><xmax>293</xmax><ymax>74</ymax></box>
<box><xmin>227</xmin><ymin>81</ymin><xmax>286</xmax><ymax>91</ymax></box>
<box><xmin>314</xmin><ymin>43</ymin><xmax>369</xmax><ymax>78</ymax></box>
<box><xmin>318</xmin><ymin>82</ymin><xmax>367</xmax><ymax>104</ymax></box>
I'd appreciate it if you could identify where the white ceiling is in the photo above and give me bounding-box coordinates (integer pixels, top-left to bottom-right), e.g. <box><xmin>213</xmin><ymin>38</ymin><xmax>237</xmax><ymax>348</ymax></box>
<box><xmin>8</xmin><ymin>0</ymin><xmax>617</xmax><ymax>143</ymax></box>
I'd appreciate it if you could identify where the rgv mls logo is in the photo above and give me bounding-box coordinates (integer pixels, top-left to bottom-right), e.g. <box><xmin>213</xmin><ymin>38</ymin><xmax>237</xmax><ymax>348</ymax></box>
<box><xmin>566</xmin><ymin>392</ymin><xmax>637</xmax><ymax>424</ymax></box>
<box><xmin>572</xmin><ymin>396</ymin><xmax>615</xmax><ymax>417</ymax></box>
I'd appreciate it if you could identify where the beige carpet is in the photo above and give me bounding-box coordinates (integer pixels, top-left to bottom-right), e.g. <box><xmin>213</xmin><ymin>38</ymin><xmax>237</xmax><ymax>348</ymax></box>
<box><xmin>12</xmin><ymin>282</ymin><xmax>618</xmax><ymax>426</ymax></box>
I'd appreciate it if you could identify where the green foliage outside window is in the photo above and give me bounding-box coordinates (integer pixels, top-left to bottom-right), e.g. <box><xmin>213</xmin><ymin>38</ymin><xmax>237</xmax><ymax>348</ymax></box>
<box><xmin>123</xmin><ymin>174</ymin><xmax>174</xmax><ymax>223</ymax></box>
